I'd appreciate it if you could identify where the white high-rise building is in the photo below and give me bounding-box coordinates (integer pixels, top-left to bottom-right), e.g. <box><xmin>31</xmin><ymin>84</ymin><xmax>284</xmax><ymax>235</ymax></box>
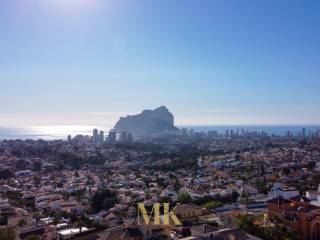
<box><xmin>92</xmin><ymin>129</ymin><xmax>99</xmax><ymax>142</ymax></box>
<box><xmin>108</xmin><ymin>131</ymin><xmax>117</xmax><ymax>144</ymax></box>
<box><xmin>99</xmin><ymin>131</ymin><xmax>105</xmax><ymax>142</ymax></box>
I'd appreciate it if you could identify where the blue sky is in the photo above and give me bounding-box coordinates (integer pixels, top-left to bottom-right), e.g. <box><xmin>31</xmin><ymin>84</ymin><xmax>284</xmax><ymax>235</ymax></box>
<box><xmin>1</xmin><ymin>0</ymin><xmax>320</xmax><ymax>127</ymax></box>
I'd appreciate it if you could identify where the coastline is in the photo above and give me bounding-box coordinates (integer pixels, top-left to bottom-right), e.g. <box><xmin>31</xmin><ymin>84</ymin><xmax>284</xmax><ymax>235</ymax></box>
<box><xmin>1</xmin><ymin>125</ymin><xmax>320</xmax><ymax>140</ymax></box>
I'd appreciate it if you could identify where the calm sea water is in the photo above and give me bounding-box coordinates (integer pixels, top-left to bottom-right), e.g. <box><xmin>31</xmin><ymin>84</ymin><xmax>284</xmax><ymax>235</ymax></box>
<box><xmin>0</xmin><ymin>125</ymin><xmax>319</xmax><ymax>141</ymax></box>
<box><xmin>0</xmin><ymin>126</ymin><xmax>107</xmax><ymax>141</ymax></box>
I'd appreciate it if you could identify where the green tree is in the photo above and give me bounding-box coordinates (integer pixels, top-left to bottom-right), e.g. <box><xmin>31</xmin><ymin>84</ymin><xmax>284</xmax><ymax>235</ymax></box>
<box><xmin>237</xmin><ymin>214</ymin><xmax>299</xmax><ymax>240</ymax></box>
<box><xmin>203</xmin><ymin>201</ymin><xmax>222</xmax><ymax>209</ymax></box>
<box><xmin>26</xmin><ymin>235</ymin><xmax>40</xmax><ymax>240</ymax></box>
<box><xmin>0</xmin><ymin>169</ymin><xmax>15</xmax><ymax>180</ymax></box>
<box><xmin>0</xmin><ymin>227</ymin><xmax>16</xmax><ymax>240</ymax></box>
<box><xmin>33</xmin><ymin>212</ymin><xmax>42</xmax><ymax>226</ymax></box>
<box><xmin>178</xmin><ymin>192</ymin><xmax>191</xmax><ymax>204</ymax></box>
<box><xmin>307</xmin><ymin>161</ymin><xmax>316</xmax><ymax>170</ymax></box>
<box><xmin>33</xmin><ymin>161</ymin><xmax>42</xmax><ymax>171</ymax></box>
<box><xmin>76</xmin><ymin>220</ymin><xmax>85</xmax><ymax>233</ymax></box>
<box><xmin>91</xmin><ymin>189</ymin><xmax>118</xmax><ymax>212</ymax></box>
<box><xmin>236</xmin><ymin>214</ymin><xmax>256</xmax><ymax>233</ymax></box>
<box><xmin>173</xmin><ymin>181</ymin><xmax>181</xmax><ymax>192</ymax></box>
<box><xmin>18</xmin><ymin>218</ymin><xmax>26</xmax><ymax>227</ymax></box>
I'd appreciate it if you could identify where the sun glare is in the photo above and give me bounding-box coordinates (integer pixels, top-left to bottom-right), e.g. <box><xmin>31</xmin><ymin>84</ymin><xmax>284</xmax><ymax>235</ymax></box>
<box><xmin>48</xmin><ymin>0</ymin><xmax>96</xmax><ymax>9</ymax></box>
<box><xmin>40</xmin><ymin>0</ymin><xmax>102</xmax><ymax>15</ymax></box>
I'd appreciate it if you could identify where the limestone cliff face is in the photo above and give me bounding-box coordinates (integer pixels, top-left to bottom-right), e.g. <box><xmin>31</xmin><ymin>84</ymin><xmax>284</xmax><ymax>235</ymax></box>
<box><xmin>114</xmin><ymin>106</ymin><xmax>178</xmax><ymax>136</ymax></box>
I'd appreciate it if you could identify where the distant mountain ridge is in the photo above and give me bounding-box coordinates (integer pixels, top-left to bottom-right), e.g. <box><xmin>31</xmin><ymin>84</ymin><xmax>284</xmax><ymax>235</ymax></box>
<box><xmin>114</xmin><ymin>106</ymin><xmax>178</xmax><ymax>136</ymax></box>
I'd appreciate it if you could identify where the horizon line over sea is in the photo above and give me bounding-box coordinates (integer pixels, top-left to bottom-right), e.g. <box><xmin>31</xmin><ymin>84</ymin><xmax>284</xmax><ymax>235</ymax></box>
<box><xmin>0</xmin><ymin>125</ymin><xmax>320</xmax><ymax>141</ymax></box>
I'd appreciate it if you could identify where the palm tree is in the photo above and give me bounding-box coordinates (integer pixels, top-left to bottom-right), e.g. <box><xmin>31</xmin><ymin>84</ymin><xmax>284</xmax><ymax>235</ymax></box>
<box><xmin>76</xmin><ymin>220</ymin><xmax>85</xmax><ymax>233</ymax></box>
<box><xmin>18</xmin><ymin>218</ymin><xmax>26</xmax><ymax>228</ymax></box>
<box><xmin>25</xmin><ymin>235</ymin><xmax>40</xmax><ymax>240</ymax></box>
<box><xmin>33</xmin><ymin>212</ymin><xmax>41</xmax><ymax>227</ymax></box>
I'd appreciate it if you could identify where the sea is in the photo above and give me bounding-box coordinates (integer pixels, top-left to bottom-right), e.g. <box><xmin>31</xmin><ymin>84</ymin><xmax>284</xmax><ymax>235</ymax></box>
<box><xmin>0</xmin><ymin>125</ymin><xmax>320</xmax><ymax>141</ymax></box>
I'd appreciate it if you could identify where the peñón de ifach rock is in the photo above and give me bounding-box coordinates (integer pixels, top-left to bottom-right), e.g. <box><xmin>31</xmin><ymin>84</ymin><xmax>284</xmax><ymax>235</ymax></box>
<box><xmin>114</xmin><ymin>106</ymin><xmax>178</xmax><ymax>136</ymax></box>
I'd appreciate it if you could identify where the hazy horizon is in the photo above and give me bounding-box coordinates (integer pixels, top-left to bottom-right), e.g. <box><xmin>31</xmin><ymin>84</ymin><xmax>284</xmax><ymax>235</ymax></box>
<box><xmin>1</xmin><ymin>124</ymin><xmax>320</xmax><ymax>141</ymax></box>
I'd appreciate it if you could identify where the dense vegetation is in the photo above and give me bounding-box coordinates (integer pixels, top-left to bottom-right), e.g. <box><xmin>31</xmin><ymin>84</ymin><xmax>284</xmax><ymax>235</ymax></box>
<box><xmin>237</xmin><ymin>215</ymin><xmax>299</xmax><ymax>240</ymax></box>
<box><xmin>0</xmin><ymin>227</ymin><xmax>15</xmax><ymax>240</ymax></box>
<box><xmin>91</xmin><ymin>189</ymin><xmax>119</xmax><ymax>213</ymax></box>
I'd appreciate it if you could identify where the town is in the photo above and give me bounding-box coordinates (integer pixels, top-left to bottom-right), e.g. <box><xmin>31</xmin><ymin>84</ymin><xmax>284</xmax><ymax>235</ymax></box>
<box><xmin>2</xmin><ymin>0</ymin><xmax>320</xmax><ymax>239</ymax></box>
<box><xmin>1</xmin><ymin>127</ymin><xmax>320</xmax><ymax>240</ymax></box>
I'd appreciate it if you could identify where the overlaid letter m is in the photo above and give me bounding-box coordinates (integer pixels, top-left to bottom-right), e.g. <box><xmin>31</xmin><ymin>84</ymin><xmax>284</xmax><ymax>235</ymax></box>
<box><xmin>137</xmin><ymin>203</ymin><xmax>181</xmax><ymax>225</ymax></box>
